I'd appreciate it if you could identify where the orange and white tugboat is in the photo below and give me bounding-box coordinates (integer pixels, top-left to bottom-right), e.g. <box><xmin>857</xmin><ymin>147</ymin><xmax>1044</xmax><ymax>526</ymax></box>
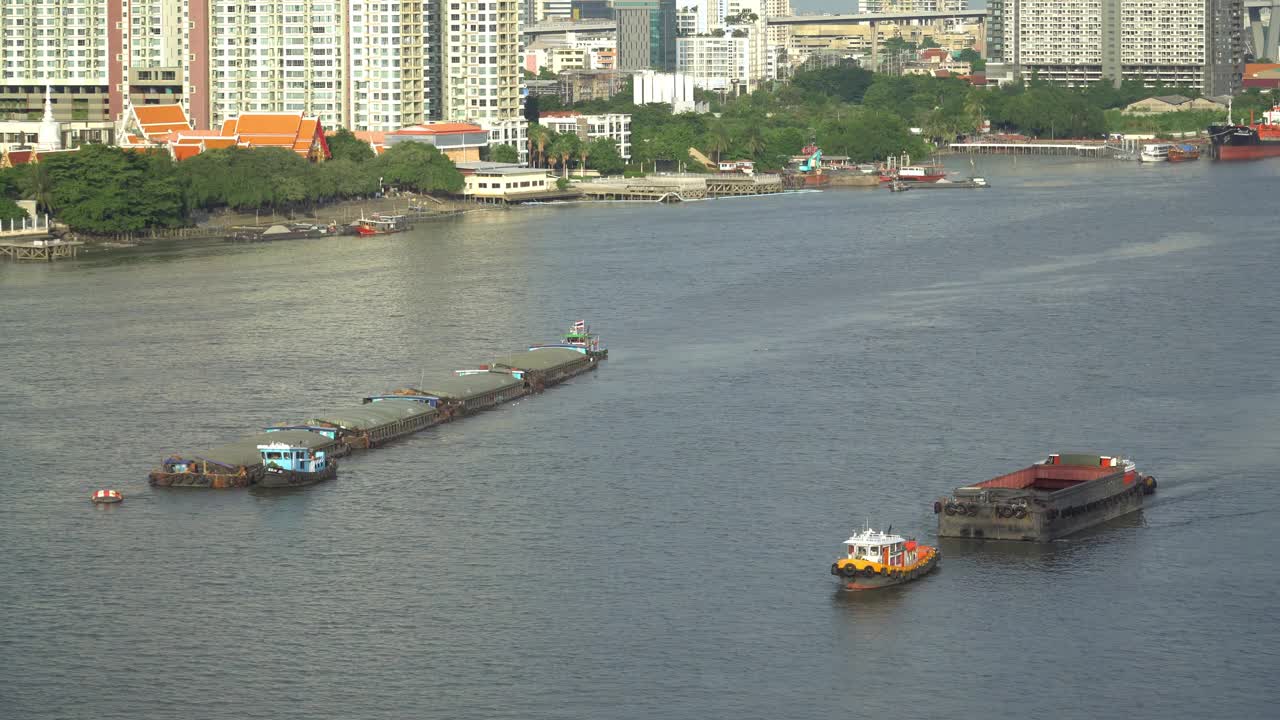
<box><xmin>830</xmin><ymin>526</ymin><xmax>939</xmax><ymax>591</ymax></box>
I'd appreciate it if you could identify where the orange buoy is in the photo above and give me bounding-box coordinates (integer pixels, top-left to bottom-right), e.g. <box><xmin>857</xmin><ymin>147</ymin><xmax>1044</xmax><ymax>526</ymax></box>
<box><xmin>91</xmin><ymin>489</ymin><xmax>123</xmax><ymax>504</ymax></box>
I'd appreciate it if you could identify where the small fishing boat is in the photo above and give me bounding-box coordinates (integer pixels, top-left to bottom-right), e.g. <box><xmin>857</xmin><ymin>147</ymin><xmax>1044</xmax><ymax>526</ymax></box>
<box><xmin>91</xmin><ymin>489</ymin><xmax>124</xmax><ymax>504</ymax></box>
<box><xmin>256</xmin><ymin>441</ymin><xmax>337</xmax><ymax>488</ymax></box>
<box><xmin>528</xmin><ymin>319</ymin><xmax>608</xmax><ymax>359</ymax></box>
<box><xmin>879</xmin><ymin>165</ymin><xmax>947</xmax><ymax>183</ymax></box>
<box><xmin>830</xmin><ymin>526</ymin><xmax>939</xmax><ymax>590</ymax></box>
<box><xmin>352</xmin><ymin>213</ymin><xmax>411</xmax><ymax>236</ymax></box>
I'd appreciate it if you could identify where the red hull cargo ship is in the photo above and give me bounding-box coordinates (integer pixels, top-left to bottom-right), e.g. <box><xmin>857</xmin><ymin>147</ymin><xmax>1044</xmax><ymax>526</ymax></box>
<box><xmin>935</xmin><ymin>452</ymin><xmax>1157</xmax><ymax>541</ymax></box>
<box><xmin>1208</xmin><ymin>105</ymin><xmax>1280</xmax><ymax>160</ymax></box>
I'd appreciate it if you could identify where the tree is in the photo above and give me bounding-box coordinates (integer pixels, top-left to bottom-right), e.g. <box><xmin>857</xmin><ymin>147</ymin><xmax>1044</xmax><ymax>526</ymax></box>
<box><xmin>586</xmin><ymin>137</ymin><xmax>624</xmax><ymax>175</ymax></box>
<box><xmin>549</xmin><ymin>132</ymin><xmax>581</xmax><ymax>177</ymax></box>
<box><xmin>0</xmin><ymin>197</ymin><xmax>27</xmax><ymax>225</ymax></box>
<box><xmin>490</xmin><ymin>143</ymin><xmax>520</xmax><ymax>163</ymax></box>
<box><xmin>955</xmin><ymin>48</ymin><xmax>986</xmax><ymax>72</ymax></box>
<box><xmin>41</xmin><ymin>145</ymin><xmax>186</xmax><ymax>233</ymax></box>
<box><xmin>705</xmin><ymin>119</ymin><xmax>732</xmax><ymax>164</ymax></box>
<box><xmin>538</xmin><ymin>67</ymin><xmax>557</xmax><ymax>80</ymax></box>
<box><xmin>577</xmin><ymin>139</ymin><xmax>592</xmax><ymax>175</ymax></box>
<box><xmin>528</xmin><ymin>123</ymin><xmax>552</xmax><ymax>168</ymax></box>
<box><xmin>327</xmin><ymin>127</ymin><xmax>376</xmax><ymax>163</ymax></box>
<box><xmin>375</xmin><ymin>141</ymin><xmax>464</xmax><ymax>194</ymax></box>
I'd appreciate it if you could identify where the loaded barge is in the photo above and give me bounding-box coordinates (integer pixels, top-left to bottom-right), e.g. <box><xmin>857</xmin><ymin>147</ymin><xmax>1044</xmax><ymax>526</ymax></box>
<box><xmin>935</xmin><ymin>452</ymin><xmax>1157</xmax><ymax>542</ymax></box>
<box><xmin>149</xmin><ymin>429</ymin><xmax>348</xmax><ymax>488</ymax></box>
<box><xmin>148</xmin><ymin>321</ymin><xmax>606</xmax><ymax>489</ymax></box>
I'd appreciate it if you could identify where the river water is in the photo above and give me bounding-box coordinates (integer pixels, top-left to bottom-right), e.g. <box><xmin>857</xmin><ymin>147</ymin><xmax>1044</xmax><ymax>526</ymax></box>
<box><xmin>2</xmin><ymin>156</ymin><xmax>1278</xmax><ymax>718</ymax></box>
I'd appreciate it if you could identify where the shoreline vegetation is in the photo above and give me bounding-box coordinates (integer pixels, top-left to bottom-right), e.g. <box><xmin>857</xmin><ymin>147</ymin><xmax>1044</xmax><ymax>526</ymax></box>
<box><xmin>2</xmin><ymin>61</ymin><xmax>1274</xmax><ymax>242</ymax></box>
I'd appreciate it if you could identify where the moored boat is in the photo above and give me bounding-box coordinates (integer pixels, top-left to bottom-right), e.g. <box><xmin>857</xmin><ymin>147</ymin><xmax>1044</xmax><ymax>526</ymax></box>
<box><xmin>256</xmin><ymin>441</ymin><xmax>337</xmax><ymax>488</ymax></box>
<box><xmin>879</xmin><ymin>165</ymin><xmax>947</xmax><ymax>183</ymax></box>
<box><xmin>352</xmin><ymin>213</ymin><xmax>411</xmax><ymax>236</ymax></box>
<box><xmin>1167</xmin><ymin>144</ymin><xmax>1200</xmax><ymax>162</ymax></box>
<box><xmin>1139</xmin><ymin>143</ymin><xmax>1172</xmax><ymax>162</ymax></box>
<box><xmin>1208</xmin><ymin>105</ymin><xmax>1280</xmax><ymax>160</ymax></box>
<box><xmin>149</xmin><ymin>429</ymin><xmax>346</xmax><ymax>489</ymax></box>
<box><xmin>935</xmin><ymin>452</ymin><xmax>1157</xmax><ymax>542</ymax></box>
<box><xmin>830</xmin><ymin>526</ymin><xmax>939</xmax><ymax>590</ymax></box>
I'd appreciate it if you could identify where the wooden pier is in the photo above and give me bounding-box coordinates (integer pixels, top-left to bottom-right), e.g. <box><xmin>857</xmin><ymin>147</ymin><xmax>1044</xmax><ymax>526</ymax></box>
<box><xmin>948</xmin><ymin>142</ymin><xmax>1129</xmax><ymax>159</ymax></box>
<box><xmin>0</xmin><ymin>238</ymin><xmax>82</xmax><ymax>262</ymax></box>
<box><xmin>577</xmin><ymin>173</ymin><xmax>784</xmax><ymax>203</ymax></box>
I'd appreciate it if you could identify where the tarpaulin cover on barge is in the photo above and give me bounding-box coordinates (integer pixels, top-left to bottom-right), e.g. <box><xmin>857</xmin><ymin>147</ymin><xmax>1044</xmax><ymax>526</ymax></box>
<box><xmin>304</xmin><ymin>398</ymin><xmax>439</xmax><ymax>448</ymax></box>
<box><xmin>492</xmin><ymin>347</ymin><xmax>595</xmax><ymax>387</ymax></box>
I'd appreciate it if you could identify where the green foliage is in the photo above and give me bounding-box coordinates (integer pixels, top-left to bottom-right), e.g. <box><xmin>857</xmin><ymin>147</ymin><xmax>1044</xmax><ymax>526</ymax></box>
<box><xmin>0</xmin><ymin>166</ymin><xmax>25</xmax><ymax>199</ymax></box>
<box><xmin>1103</xmin><ymin>108</ymin><xmax>1227</xmax><ymax>135</ymax></box>
<box><xmin>527</xmin><ymin>123</ymin><xmax>553</xmax><ymax>167</ymax></box>
<box><xmin>586</xmin><ymin>137</ymin><xmax>624</xmax><ymax>174</ymax></box>
<box><xmin>181</xmin><ymin>146</ymin><xmax>315</xmax><ymax>211</ymax></box>
<box><xmin>327</xmin><ymin>127</ymin><xmax>376</xmax><ymax>163</ymax></box>
<box><xmin>538</xmin><ymin>67</ymin><xmax>557</xmax><ymax>80</ymax></box>
<box><xmin>818</xmin><ymin>110</ymin><xmax>929</xmax><ymax>161</ymax></box>
<box><xmin>0</xmin><ymin>196</ymin><xmax>27</xmax><ymax>224</ymax></box>
<box><xmin>789</xmin><ymin>63</ymin><xmax>876</xmax><ymax>103</ymax></box>
<box><xmin>556</xmin><ymin>177</ymin><xmax>570</xmax><ymax>191</ymax></box>
<box><xmin>548</xmin><ymin>132</ymin><xmax>582</xmax><ymax>175</ymax></box>
<box><xmin>955</xmin><ymin>49</ymin><xmax>985</xmax><ymax>72</ymax></box>
<box><xmin>374</xmin><ymin>141</ymin><xmax>464</xmax><ymax>194</ymax></box>
<box><xmin>490</xmin><ymin>143</ymin><xmax>520</xmax><ymax>163</ymax></box>
<box><xmin>42</xmin><ymin>144</ymin><xmax>186</xmax><ymax>233</ymax></box>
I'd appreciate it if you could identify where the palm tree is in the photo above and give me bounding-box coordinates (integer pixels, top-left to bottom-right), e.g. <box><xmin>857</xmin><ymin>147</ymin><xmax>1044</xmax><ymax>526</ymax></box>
<box><xmin>25</xmin><ymin>162</ymin><xmax>55</xmax><ymax>215</ymax></box>
<box><xmin>706</xmin><ymin>120</ymin><xmax>732</xmax><ymax>164</ymax></box>
<box><xmin>550</xmin><ymin>133</ymin><xmax>581</xmax><ymax>179</ymax></box>
<box><xmin>528</xmin><ymin>124</ymin><xmax>551</xmax><ymax>168</ymax></box>
<box><xmin>963</xmin><ymin>91</ymin><xmax>987</xmax><ymax>134</ymax></box>
<box><xmin>742</xmin><ymin>124</ymin><xmax>767</xmax><ymax>159</ymax></box>
<box><xmin>577</xmin><ymin>140</ymin><xmax>591</xmax><ymax>175</ymax></box>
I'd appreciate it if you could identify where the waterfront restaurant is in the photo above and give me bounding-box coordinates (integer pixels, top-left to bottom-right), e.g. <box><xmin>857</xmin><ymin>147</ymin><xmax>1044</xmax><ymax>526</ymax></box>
<box><xmin>455</xmin><ymin>161</ymin><xmax>560</xmax><ymax>203</ymax></box>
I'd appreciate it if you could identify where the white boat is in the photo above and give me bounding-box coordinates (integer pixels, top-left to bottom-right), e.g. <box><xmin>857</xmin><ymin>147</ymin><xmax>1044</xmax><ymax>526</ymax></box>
<box><xmin>1139</xmin><ymin>143</ymin><xmax>1173</xmax><ymax>162</ymax></box>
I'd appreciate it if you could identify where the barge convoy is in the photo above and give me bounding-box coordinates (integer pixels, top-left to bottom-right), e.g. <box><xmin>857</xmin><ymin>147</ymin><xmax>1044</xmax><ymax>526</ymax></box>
<box><xmin>935</xmin><ymin>452</ymin><xmax>1157</xmax><ymax>542</ymax></box>
<box><xmin>148</xmin><ymin>322</ymin><xmax>605</xmax><ymax>489</ymax></box>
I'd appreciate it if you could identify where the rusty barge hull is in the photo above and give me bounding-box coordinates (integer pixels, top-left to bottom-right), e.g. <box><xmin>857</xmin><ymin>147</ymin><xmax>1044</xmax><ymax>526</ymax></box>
<box><xmin>936</xmin><ymin>454</ymin><xmax>1154</xmax><ymax>542</ymax></box>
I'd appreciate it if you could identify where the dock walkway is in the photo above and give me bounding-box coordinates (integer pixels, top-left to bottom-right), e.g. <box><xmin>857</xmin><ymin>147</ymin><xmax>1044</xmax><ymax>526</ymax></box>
<box><xmin>0</xmin><ymin>238</ymin><xmax>82</xmax><ymax>262</ymax></box>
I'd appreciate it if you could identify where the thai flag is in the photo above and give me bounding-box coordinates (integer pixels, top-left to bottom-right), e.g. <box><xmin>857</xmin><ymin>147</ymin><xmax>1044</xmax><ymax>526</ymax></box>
<box><xmin>574</xmin><ymin>320</ymin><xmax>586</xmax><ymax>330</ymax></box>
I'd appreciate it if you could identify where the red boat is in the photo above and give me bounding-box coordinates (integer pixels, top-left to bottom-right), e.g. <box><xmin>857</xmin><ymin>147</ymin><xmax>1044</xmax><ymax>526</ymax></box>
<box><xmin>1167</xmin><ymin>145</ymin><xmax>1200</xmax><ymax>162</ymax></box>
<box><xmin>1208</xmin><ymin>105</ymin><xmax>1280</xmax><ymax>160</ymax></box>
<box><xmin>878</xmin><ymin>165</ymin><xmax>947</xmax><ymax>183</ymax></box>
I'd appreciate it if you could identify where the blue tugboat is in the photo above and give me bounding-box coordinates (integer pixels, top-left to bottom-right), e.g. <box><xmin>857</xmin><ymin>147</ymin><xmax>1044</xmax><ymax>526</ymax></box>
<box><xmin>256</xmin><ymin>441</ymin><xmax>337</xmax><ymax>488</ymax></box>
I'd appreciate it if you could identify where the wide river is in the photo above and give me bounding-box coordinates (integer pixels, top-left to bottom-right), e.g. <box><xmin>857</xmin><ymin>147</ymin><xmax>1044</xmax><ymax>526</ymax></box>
<box><xmin>2</xmin><ymin>156</ymin><xmax>1277</xmax><ymax>719</ymax></box>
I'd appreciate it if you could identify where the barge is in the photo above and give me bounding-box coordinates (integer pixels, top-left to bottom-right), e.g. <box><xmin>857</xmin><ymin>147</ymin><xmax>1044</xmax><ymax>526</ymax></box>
<box><xmin>935</xmin><ymin>453</ymin><xmax>1157</xmax><ymax>542</ymax></box>
<box><xmin>372</xmin><ymin>369</ymin><xmax>528</xmax><ymax>419</ymax></box>
<box><xmin>149</xmin><ymin>429</ymin><xmax>344</xmax><ymax>488</ymax></box>
<box><xmin>492</xmin><ymin>347</ymin><xmax>598</xmax><ymax>391</ymax></box>
<box><xmin>300</xmin><ymin>397</ymin><xmax>441</xmax><ymax>449</ymax></box>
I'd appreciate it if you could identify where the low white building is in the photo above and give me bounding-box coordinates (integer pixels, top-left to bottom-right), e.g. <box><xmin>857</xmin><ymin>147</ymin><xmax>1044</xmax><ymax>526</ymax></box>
<box><xmin>539</xmin><ymin>111</ymin><xmax>632</xmax><ymax>160</ymax></box>
<box><xmin>632</xmin><ymin>70</ymin><xmax>701</xmax><ymax>113</ymax></box>
<box><xmin>456</xmin><ymin>161</ymin><xmax>558</xmax><ymax>202</ymax></box>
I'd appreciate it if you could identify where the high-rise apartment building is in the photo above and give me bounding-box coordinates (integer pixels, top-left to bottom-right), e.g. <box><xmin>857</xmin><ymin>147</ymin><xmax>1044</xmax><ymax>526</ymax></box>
<box><xmin>209</xmin><ymin>1</ymin><xmax>345</xmax><ymax>129</ymax></box>
<box><xmin>348</xmin><ymin>1</ymin><xmax>436</xmax><ymax>130</ymax></box>
<box><xmin>1</xmin><ymin>1</ymin><xmax>208</xmax><ymax>135</ymax></box>
<box><xmin>988</xmin><ymin>0</ymin><xmax>1243</xmax><ymax>95</ymax></box>
<box><xmin>442</xmin><ymin>0</ymin><xmax>522</xmax><ymax>122</ymax></box>
<box><xmin>441</xmin><ymin>0</ymin><xmax>525</xmax><ymax>161</ymax></box>
<box><xmin>616</xmin><ymin>0</ymin><xmax>678</xmax><ymax>71</ymax></box>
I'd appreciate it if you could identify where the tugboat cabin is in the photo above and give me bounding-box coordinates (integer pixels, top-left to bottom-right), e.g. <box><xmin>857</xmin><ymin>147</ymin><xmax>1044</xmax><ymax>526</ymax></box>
<box><xmin>257</xmin><ymin>442</ymin><xmax>328</xmax><ymax>473</ymax></box>
<box><xmin>843</xmin><ymin>528</ymin><xmax>909</xmax><ymax>567</ymax></box>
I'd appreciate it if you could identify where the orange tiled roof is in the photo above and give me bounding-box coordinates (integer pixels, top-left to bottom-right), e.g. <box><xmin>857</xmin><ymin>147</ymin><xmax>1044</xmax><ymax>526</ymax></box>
<box><xmin>352</xmin><ymin>130</ymin><xmax>387</xmax><ymax>144</ymax></box>
<box><xmin>132</xmin><ymin>104</ymin><xmax>192</xmax><ymax>140</ymax></box>
<box><xmin>1245</xmin><ymin>63</ymin><xmax>1280</xmax><ymax>78</ymax></box>
<box><xmin>393</xmin><ymin>122</ymin><xmax>484</xmax><ymax>135</ymax></box>
<box><xmin>217</xmin><ymin>113</ymin><xmax>328</xmax><ymax>159</ymax></box>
